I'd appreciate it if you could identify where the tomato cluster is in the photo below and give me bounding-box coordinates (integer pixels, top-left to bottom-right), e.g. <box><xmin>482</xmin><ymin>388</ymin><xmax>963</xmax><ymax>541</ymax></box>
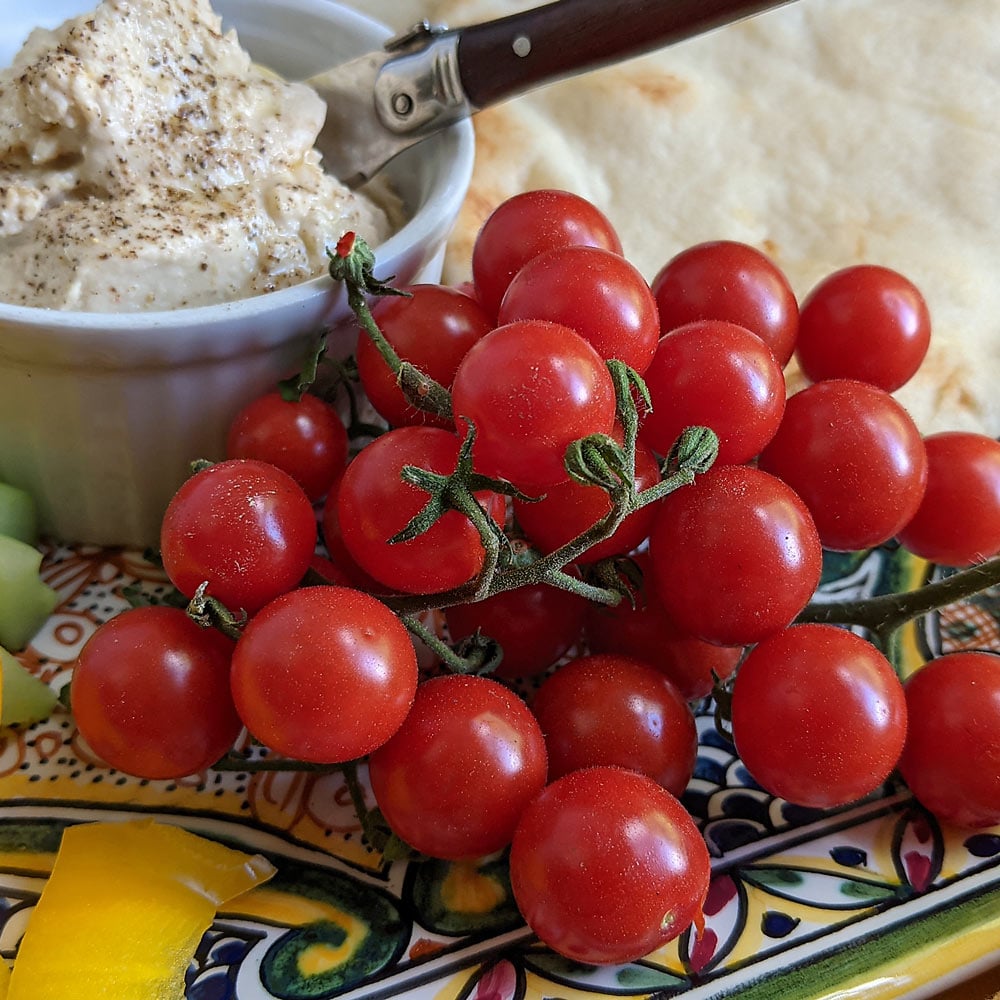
<box><xmin>69</xmin><ymin>188</ymin><xmax>1000</xmax><ymax>968</ymax></box>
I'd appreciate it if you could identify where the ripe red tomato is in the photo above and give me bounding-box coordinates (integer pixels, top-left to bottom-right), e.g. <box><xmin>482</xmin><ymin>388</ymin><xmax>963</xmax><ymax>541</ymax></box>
<box><xmin>509</xmin><ymin>766</ymin><xmax>710</xmax><ymax>965</ymax></box>
<box><xmin>648</xmin><ymin>465</ymin><xmax>822</xmax><ymax>646</ymax></box>
<box><xmin>336</xmin><ymin>426</ymin><xmax>505</xmax><ymax>595</ymax></box>
<box><xmin>497</xmin><ymin>245</ymin><xmax>660</xmax><ymax>374</ymax></box>
<box><xmin>358</xmin><ymin>284</ymin><xmax>493</xmax><ymax>429</ymax></box>
<box><xmin>225</xmin><ymin>391</ymin><xmax>348</xmax><ymax>502</ymax></box>
<box><xmin>651</xmin><ymin>240</ymin><xmax>799</xmax><ymax>366</ymax></box>
<box><xmin>531</xmin><ymin>654</ymin><xmax>697</xmax><ymax>796</ymax></box>
<box><xmin>71</xmin><ymin>606</ymin><xmax>241</xmax><ymax>780</ymax></box>
<box><xmin>471</xmin><ymin>189</ymin><xmax>623</xmax><ymax>317</ymax></box>
<box><xmin>230</xmin><ymin>585</ymin><xmax>418</xmax><ymax>764</ymax></box>
<box><xmin>896</xmin><ymin>431</ymin><xmax>1000</xmax><ymax>567</ymax></box>
<box><xmin>638</xmin><ymin>319</ymin><xmax>786</xmax><ymax>465</ymax></box>
<box><xmin>731</xmin><ymin>624</ymin><xmax>907</xmax><ymax>809</ymax></box>
<box><xmin>160</xmin><ymin>459</ymin><xmax>317</xmax><ymax>615</ymax></box>
<box><xmin>898</xmin><ymin>651</ymin><xmax>1000</xmax><ymax>828</ymax></box>
<box><xmin>512</xmin><ymin>429</ymin><xmax>661</xmax><ymax>563</ymax></box>
<box><xmin>451</xmin><ymin>320</ymin><xmax>617</xmax><ymax>494</ymax></box>
<box><xmin>794</xmin><ymin>264</ymin><xmax>931</xmax><ymax>391</ymax></box>
<box><xmin>368</xmin><ymin>674</ymin><xmax>548</xmax><ymax>860</ymax></box>
<box><xmin>757</xmin><ymin>379</ymin><xmax>928</xmax><ymax>552</ymax></box>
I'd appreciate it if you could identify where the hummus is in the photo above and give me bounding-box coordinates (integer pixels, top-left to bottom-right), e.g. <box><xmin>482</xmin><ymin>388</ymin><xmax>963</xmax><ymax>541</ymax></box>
<box><xmin>0</xmin><ymin>0</ymin><xmax>394</xmax><ymax>311</ymax></box>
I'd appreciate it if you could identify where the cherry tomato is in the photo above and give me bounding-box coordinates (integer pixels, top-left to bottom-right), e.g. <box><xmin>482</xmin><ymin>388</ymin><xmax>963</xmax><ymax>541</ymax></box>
<box><xmin>648</xmin><ymin>465</ymin><xmax>822</xmax><ymax>646</ymax></box>
<box><xmin>471</xmin><ymin>189</ymin><xmax>623</xmax><ymax>317</ymax></box>
<box><xmin>731</xmin><ymin>624</ymin><xmax>907</xmax><ymax>809</ymax></box>
<box><xmin>651</xmin><ymin>240</ymin><xmax>799</xmax><ymax>367</ymax></box>
<box><xmin>583</xmin><ymin>553</ymin><xmax>741</xmax><ymax>701</ymax></box>
<box><xmin>898</xmin><ymin>651</ymin><xmax>1000</xmax><ymax>828</ymax></box>
<box><xmin>757</xmin><ymin>379</ymin><xmax>928</xmax><ymax>552</ymax></box>
<box><xmin>509</xmin><ymin>766</ymin><xmax>710</xmax><ymax>965</ymax></box>
<box><xmin>368</xmin><ymin>674</ymin><xmax>548</xmax><ymax>860</ymax></box>
<box><xmin>638</xmin><ymin>319</ymin><xmax>786</xmax><ymax>465</ymax></box>
<box><xmin>357</xmin><ymin>284</ymin><xmax>493</xmax><ymax>429</ymax></box>
<box><xmin>225</xmin><ymin>391</ymin><xmax>348</xmax><ymax>502</ymax></box>
<box><xmin>451</xmin><ymin>320</ymin><xmax>617</xmax><ymax>494</ymax></box>
<box><xmin>230</xmin><ymin>585</ymin><xmax>418</xmax><ymax>764</ymax></box>
<box><xmin>513</xmin><ymin>429</ymin><xmax>661</xmax><ymax>563</ymax></box>
<box><xmin>532</xmin><ymin>654</ymin><xmax>697</xmax><ymax>797</ymax></box>
<box><xmin>794</xmin><ymin>264</ymin><xmax>931</xmax><ymax>391</ymax></box>
<box><xmin>71</xmin><ymin>606</ymin><xmax>241</xmax><ymax>780</ymax></box>
<box><xmin>443</xmin><ymin>581</ymin><xmax>586</xmax><ymax>679</ymax></box>
<box><xmin>497</xmin><ymin>245</ymin><xmax>660</xmax><ymax>374</ymax></box>
<box><xmin>896</xmin><ymin>431</ymin><xmax>1000</xmax><ymax>567</ymax></box>
<box><xmin>336</xmin><ymin>426</ymin><xmax>505</xmax><ymax>595</ymax></box>
<box><xmin>160</xmin><ymin>459</ymin><xmax>317</xmax><ymax>615</ymax></box>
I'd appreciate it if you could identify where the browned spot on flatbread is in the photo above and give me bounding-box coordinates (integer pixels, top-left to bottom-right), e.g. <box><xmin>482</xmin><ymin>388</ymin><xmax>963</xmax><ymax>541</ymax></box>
<box><xmin>615</xmin><ymin>66</ymin><xmax>691</xmax><ymax>107</ymax></box>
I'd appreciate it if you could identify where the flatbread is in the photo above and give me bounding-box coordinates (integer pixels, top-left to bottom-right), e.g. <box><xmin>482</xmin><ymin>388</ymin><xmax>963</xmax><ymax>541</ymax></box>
<box><xmin>348</xmin><ymin>0</ymin><xmax>1000</xmax><ymax>437</ymax></box>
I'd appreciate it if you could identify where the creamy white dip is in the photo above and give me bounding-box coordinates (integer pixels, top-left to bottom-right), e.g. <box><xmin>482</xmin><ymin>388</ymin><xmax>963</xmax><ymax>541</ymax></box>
<box><xmin>0</xmin><ymin>0</ymin><xmax>394</xmax><ymax>311</ymax></box>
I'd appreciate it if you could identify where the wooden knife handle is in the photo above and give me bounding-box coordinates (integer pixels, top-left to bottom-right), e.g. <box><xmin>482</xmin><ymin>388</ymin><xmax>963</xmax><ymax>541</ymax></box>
<box><xmin>455</xmin><ymin>0</ymin><xmax>794</xmax><ymax>109</ymax></box>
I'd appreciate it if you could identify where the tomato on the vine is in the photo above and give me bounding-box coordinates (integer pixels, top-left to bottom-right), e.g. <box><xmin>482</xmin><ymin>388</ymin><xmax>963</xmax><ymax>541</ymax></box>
<box><xmin>731</xmin><ymin>624</ymin><xmax>907</xmax><ymax>808</ymax></box>
<box><xmin>368</xmin><ymin>674</ymin><xmax>548</xmax><ymax>860</ymax></box>
<box><xmin>230</xmin><ymin>585</ymin><xmax>418</xmax><ymax>764</ymax></box>
<box><xmin>509</xmin><ymin>766</ymin><xmax>710</xmax><ymax>965</ymax></box>
<box><xmin>72</xmin><ymin>606</ymin><xmax>241</xmax><ymax>780</ymax></box>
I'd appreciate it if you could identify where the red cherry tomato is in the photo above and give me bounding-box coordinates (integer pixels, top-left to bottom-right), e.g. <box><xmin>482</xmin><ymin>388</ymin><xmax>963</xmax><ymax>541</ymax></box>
<box><xmin>497</xmin><ymin>245</ymin><xmax>660</xmax><ymax>374</ymax></box>
<box><xmin>368</xmin><ymin>674</ymin><xmax>548</xmax><ymax>860</ymax></box>
<box><xmin>230</xmin><ymin>585</ymin><xmax>418</xmax><ymax>764</ymax></box>
<box><xmin>651</xmin><ymin>240</ymin><xmax>799</xmax><ymax>367</ymax></box>
<box><xmin>648</xmin><ymin>464</ymin><xmax>823</xmax><ymax>646</ymax></box>
<box><xmin>160</xmin><ymin>459</ymin><xmax>317</xmax><ymax>615</ymax></box>
<box><xmin>896</xmin><ymin>431</ymin><xmax>1000</xmax><ymax>567</ymax></box>
<box><xmin>531</xmin><ymin>653</ymin><xmax>698</xmax><ymax>797</ymax></box>
<box><xmin>757</xmin><ymin>379</ymin><xmax>928</xmax><ymax>552</ymax></box>
<box><xmin>509</xmin><ymin>766</ymin><xmax>710</xmax><ymax>965</ymax></box>
<box><xmin>358</xmin><ymin>284</ymin><xmax>493</xmax><ymax>430</ymax></box>
<box><xmin>898</xmin><ymin>651</ymin><xmax>1000</xmax><ymax>828</ymax></box>
<box><xmin>794</xmin><ymin>264</ymin><xmax>931</xmax><ymax>391</ymax></box>
<box><xmin>336</xmin><ymin>426</ymin><xmax>505</xmax><ymax>595</ymax></box>
<box><xmin>451</xmin><ymin>320</ymin><xmax>617</xmax><ymax>494</ymax></box>
<box><xmin>71</xmin><ymin>606</ymin><xmax>241</xmax><ymax>780</ymax></box>
<box><xmin>638</xmin><ymin>319</ymin><xmax>786</xmax><ymax>465</ymax></box>
<box><xmin>225</xmin><ymin>391</ymin><xmax>348</xmax><ymax>502</ymax></box>
<box><xmin>471</xmin><ymin>189</ymin><xmax>623</xmax><ymax>317</ymax></box>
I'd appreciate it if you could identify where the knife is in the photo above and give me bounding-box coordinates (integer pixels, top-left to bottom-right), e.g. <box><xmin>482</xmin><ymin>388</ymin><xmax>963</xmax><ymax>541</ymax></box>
<box><xmin>309</xmin><ymin>0</ymin><xmax>798</xmax><ymax>188</ymax></box>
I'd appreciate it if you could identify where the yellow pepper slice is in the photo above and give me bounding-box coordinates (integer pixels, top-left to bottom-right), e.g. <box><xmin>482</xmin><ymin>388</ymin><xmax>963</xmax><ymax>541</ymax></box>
<box><xmin>8</xmin><ymin>819</ymin><xmax>275</xmax><ymax>1000</ymax></box>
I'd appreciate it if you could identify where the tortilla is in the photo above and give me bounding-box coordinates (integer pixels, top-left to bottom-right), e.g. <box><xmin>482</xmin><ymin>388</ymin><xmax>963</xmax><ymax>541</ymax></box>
<box><xmin>349</xmin><ymin>0</ymin><xmax>1000</xmax><ymax>437</ymax></box>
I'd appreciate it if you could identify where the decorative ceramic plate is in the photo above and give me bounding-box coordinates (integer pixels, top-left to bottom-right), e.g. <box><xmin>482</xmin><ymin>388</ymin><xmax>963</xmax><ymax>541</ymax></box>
<box><xmin>4</xmin><ymin>542</ymin><xmax>999</xmax><ymax>999</ymax></box>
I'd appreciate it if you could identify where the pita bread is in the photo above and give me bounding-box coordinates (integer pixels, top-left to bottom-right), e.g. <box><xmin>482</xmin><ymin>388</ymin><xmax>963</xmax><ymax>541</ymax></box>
<box><xmin>348</xmin><ymin>0</ymin><xmax>1000</xmax><ymax>437</ymax></box>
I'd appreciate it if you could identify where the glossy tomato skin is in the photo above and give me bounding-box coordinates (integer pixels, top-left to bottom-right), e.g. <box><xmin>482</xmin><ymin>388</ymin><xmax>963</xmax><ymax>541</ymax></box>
<box><xmin>651</xmin><ymin>240</ymin><xmax>799</xmax><ymax>366</ymax></box>
<box><xmin>358</xmin><ymin>284</ymin><xmax>494</xmax><ymax>430</ymax></box>
<box><xmin>509</xmin><ymin>766</ymin><xmax>710</xmax><ymax>965</ymax></box>
<box><xmin>336</xmin><ymin>426</ymin><xmax>505</xmax><ymax>595</ymax></box>
<box><xmin>497</xmin><ymin>245</ymin><xmax>660</xmax><ymax>374</ymax></box>
<box><xmin>896</xmin><ymin>431</ymin><xmax>1000</xmax><ymax>566</ymax></box>
<box><xmin>648</xmin><ymin>465</ymin><xmax>823</xmax><ymax>646</ymax></box>
<box><xmin>532</xmin><ymin>654</ymin><xmax>697</xmax><ymax>796</ymax></box>
<box><xmin>368</xmin><ymin>674</ymin><xmax>548</xmax><ymax>860</ymax></box>
<box><xmin>731</xmin><ymin>624</ymin><xmax>907</xmax><ymax>809</ymax></box>
<box><xmin>230</xmin><ymin>585</ymin><xmax>417</xmax><ymax>764</ymax></box>
<box><xmin>451</xmin><ymin>320</ymin><xmax>618</xmax><ymax>494</ymax></box>
<box><xmin>898</xmin><ymin>651</ymin><xmax>1000</xmax><ymax>828</ymax></box>
<box><xmin>638</xmin><ymin>319</ymin><xmax>786</xmax><ymax>465</ymax></box>
<box><xmin>757</xmin><ymin>379</ymin><xmax>928</xmax><ymax>552</ymax></box>
<box><xmin>72</xmin><ymin>606</ymin><xmax>241</xmax><ymax>780</ymax></box>
<box><xmin>471</xmin><ymin>189</ymin><xmax>623</xmax><ymax>317</ymax></box>
<box><xmin>794</xmin><ymin>264</ymin><xmax>931</xmax><ymax>391</ymax></box>
<box><xmin>160</xmin><ymin>459</ymin><xmax>317</xmax><ymax>615</ymax></box>
<box><xmin>225</xmin><ymin>391</ymin><xmax>348</xmax><ymax>502</ymax></box>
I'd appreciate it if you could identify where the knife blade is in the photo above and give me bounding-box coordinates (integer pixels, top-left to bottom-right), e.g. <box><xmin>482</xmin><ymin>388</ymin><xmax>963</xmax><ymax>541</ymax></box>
<box><xmin>309</xmin><ymin>0</ymin><xmax>799</xmax><ymax>189</ymax></box>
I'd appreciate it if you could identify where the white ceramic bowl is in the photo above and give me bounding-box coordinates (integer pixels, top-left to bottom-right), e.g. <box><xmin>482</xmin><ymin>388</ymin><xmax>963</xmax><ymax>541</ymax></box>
<box><xmin>0</xmin><ymin>0</ymin><xmax>474</xmax><ymax>547</ymax></box>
